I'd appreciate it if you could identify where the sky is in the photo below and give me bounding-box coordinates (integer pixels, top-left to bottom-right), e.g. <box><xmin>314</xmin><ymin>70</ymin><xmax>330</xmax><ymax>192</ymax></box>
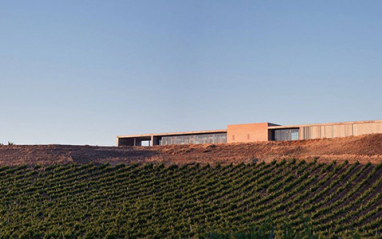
<box><xmin>1</xmin><ymin>1</ymin><xmax>382</xmax><ymax>146</ymax></box>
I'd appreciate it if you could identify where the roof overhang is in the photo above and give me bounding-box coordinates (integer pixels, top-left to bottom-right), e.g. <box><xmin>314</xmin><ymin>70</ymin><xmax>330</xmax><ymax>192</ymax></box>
<box><xmin>117</xmin><ymin>129</ymin><xmax>227</xmax><ymax>139</ymax></box>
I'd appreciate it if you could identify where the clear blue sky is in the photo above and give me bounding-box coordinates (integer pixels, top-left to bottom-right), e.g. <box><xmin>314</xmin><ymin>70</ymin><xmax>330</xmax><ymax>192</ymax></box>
<box><xmin>1</xmin><ymin>1</ymin><xmax>381</xmax><ymax>146</ymax></box>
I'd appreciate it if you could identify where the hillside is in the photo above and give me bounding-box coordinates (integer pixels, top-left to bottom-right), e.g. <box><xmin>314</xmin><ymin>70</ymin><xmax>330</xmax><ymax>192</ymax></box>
<box><xmin>1</xmin><ymin>135</ymin><xmax>382</xmax><ymax>238</ymax></box>
<box><xmin>0</xmin><ymin>134</ymin><xmax>382</xmax><ymax>166</ymax></box>
<box><xmin>1</xmin><ymin>161</ymin><xmax>382</xmax><ymax>238</ymax></box>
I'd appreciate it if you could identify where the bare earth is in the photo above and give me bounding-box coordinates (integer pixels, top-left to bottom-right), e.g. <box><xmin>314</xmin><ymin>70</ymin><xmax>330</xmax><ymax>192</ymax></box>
<box><xmin>1</xmin><ymin>134</ymin><xmax>382</xmax><ymax>166</ymax></box>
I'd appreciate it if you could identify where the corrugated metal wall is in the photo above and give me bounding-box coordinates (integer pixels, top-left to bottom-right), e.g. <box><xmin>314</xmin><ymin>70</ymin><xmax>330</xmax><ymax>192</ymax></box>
<box><xmin>300</xmin><ymin>122</ymin><xmax>382</xmax><ymax>140</ymax></box>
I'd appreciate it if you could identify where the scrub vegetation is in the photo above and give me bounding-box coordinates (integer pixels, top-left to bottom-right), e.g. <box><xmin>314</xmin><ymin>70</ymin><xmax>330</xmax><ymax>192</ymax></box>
<box><xmin>1</xmin><ymin>134</ymin><xmax>382</xmax><ymax>167</ymax></box>
<box><xmin>1</xmin><ymin>160</ymin><xmax>382</xmax><ymax>238</ymax></box>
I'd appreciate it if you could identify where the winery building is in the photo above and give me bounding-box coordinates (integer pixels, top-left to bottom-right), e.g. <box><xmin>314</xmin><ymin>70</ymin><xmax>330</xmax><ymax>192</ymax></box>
<box><xmin>117</xmin><ymin>120</ymin><xmax>382</xmax><ymax>146</ymax></box>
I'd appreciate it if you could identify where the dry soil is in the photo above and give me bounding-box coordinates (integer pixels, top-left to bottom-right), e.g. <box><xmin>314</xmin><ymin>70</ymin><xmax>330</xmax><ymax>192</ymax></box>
<box><xmin>1</xmin><ymin>134</ymin><xmax>382</xmax><ymax>166</ymax></box>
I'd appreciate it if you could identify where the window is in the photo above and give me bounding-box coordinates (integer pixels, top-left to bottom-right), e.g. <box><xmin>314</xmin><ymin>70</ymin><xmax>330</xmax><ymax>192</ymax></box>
<box><xmin>273</xmin><ymin>129</ymin><xmax>299</xmax><ymax>141</ymax></box>
<box><xmin>159</xmin><ymin>133</ymin><xmax>227</xmax><ymax>145</ymax></box>
<box><xmin>291</xmin><ymin>131</ymin><xmax>299</xmax><ymax>140</ymax></box>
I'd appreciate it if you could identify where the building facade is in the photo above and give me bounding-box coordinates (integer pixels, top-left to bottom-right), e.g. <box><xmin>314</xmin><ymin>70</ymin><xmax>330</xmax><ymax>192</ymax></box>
<box><xmin>117</xmin><ymin>120</ymin><xmax>382</xmax><ymax>146</ymax></box>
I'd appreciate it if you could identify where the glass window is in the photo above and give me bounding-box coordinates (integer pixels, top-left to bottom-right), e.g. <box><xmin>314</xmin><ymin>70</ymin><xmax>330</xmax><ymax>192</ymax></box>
<box><xmin>273</xmin><ymin>129</ymin><xmax>299</xmax><ymax>141</ymax></box>
<box><xmin>159</xmin><ymin>133</ymin><xmax>227</xmax><ymax>145</ymax></box>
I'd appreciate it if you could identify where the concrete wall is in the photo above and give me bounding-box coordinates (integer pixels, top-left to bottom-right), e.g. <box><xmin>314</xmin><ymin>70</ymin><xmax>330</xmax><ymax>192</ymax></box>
<box><xmin>227</xmin><ymin>123</ymin><xmax>269</xmax><ymax>143</ymax></box>
<box><xmin>300</xmin><ymin>121</ymin><xmax>382</xmax><ymax>140</ymax></box>
<box><xmin>353</xmin><ymin>122</ymin><xmax>382</xmax><ymax>136</ymax></box>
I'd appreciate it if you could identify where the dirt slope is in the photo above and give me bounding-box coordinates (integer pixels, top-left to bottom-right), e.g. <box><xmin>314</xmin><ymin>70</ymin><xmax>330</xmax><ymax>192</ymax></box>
<box><xmin>0</xmin><ymin>134</ymin><xmax>382</xmax><ymax>166</ymax></box>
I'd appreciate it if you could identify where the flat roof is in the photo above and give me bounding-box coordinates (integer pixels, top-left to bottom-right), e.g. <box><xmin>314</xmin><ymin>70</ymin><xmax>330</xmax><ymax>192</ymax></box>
<box><xmin>117</xmin><ymin>129</ymin><xmax>227</xmax><ymax>139</ymax></box>
<box><xmin>268</xmin><ymin>119</ymin><xmax>382</xmax><ymax>129</ymax></box>
<box><xmin>118</xmin><ymin>119</ymin><xmax>382</xmax><ymax>139</ymax></box>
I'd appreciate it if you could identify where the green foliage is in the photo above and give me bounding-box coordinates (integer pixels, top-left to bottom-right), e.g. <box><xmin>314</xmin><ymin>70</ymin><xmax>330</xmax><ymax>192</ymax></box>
<box><xmin>0</xmin><ymin>161</ymin><xmax>381</xmax><ymax>238</ymax></box>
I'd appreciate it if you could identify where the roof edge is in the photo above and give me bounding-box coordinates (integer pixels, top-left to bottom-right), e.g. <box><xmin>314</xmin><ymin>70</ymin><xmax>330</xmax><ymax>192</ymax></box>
<box><xmin>118</xmin><ymin>129</ymin><xmax>227</xmax><ymax>138</ymax></box>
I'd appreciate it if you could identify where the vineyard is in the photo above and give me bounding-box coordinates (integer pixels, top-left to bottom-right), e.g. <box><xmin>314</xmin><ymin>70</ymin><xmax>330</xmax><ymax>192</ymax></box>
<box><xmin>1</xmin><ymin>160</ymin><xmax>382</xmax><ymax>238</ymax></box>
